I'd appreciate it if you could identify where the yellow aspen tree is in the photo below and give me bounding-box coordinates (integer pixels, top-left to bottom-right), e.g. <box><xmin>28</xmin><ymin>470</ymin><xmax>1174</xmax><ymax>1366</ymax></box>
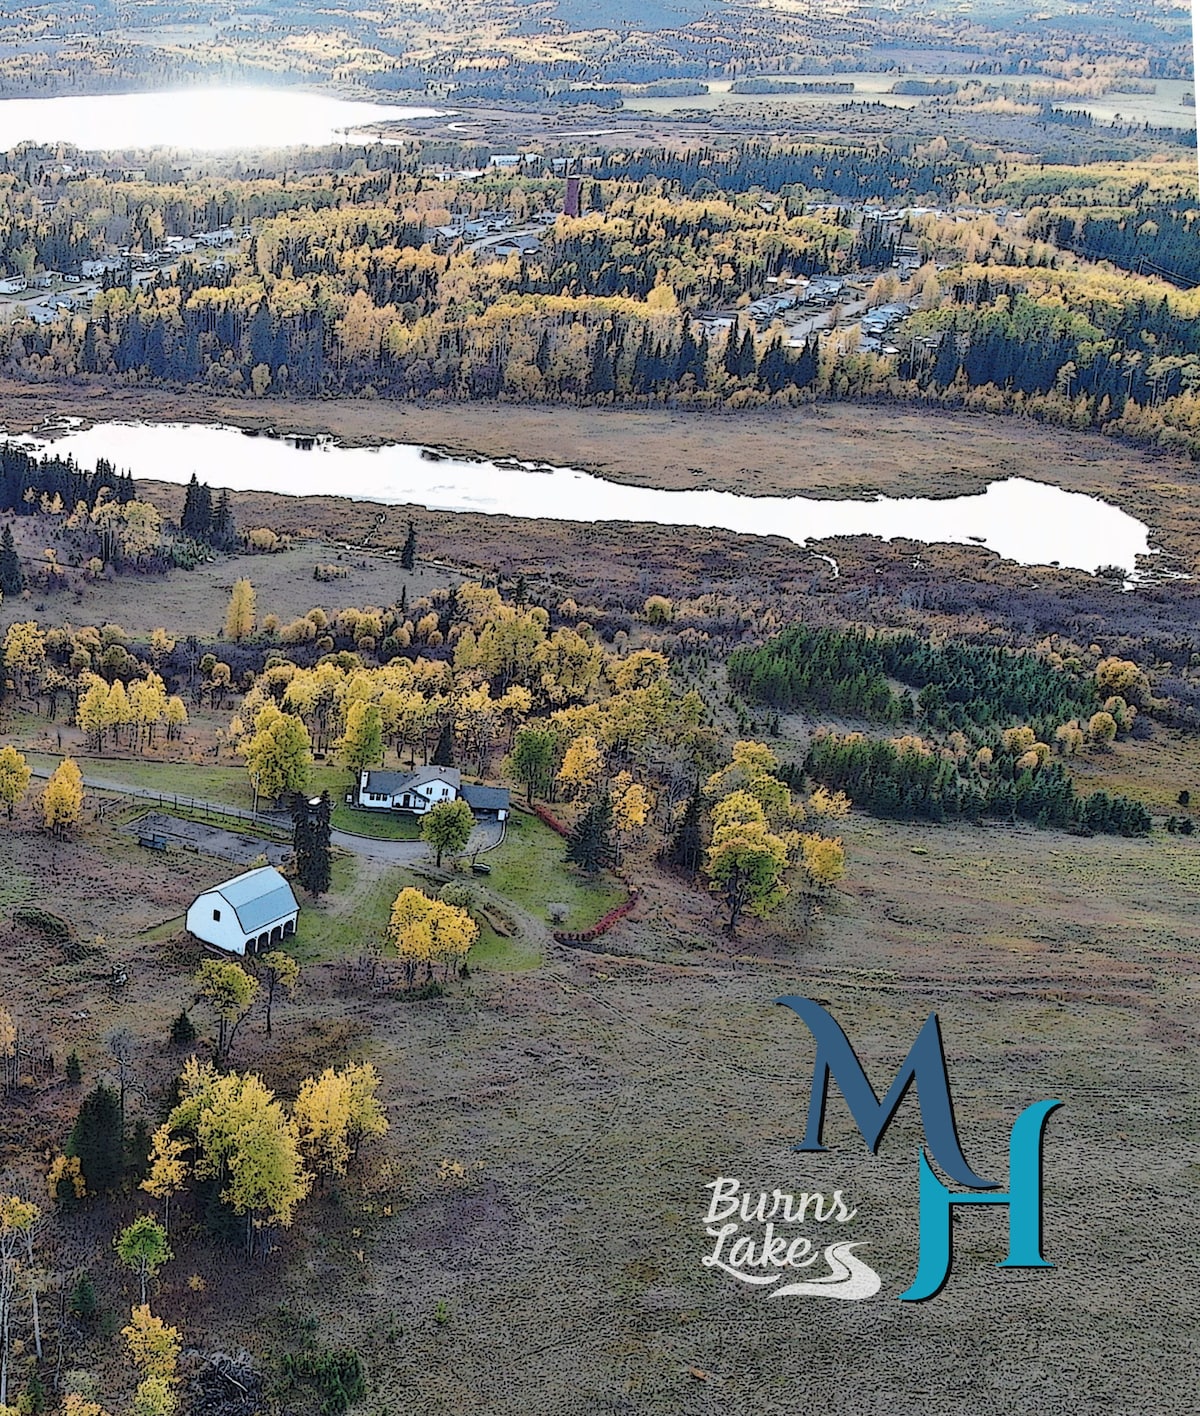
<box><xmin>800</xmin><ymin>833</ymin><xmax>846</xmax><ymax>890</ymax></box>
<box><xmin>556</xmin><ymin>733</ymin><xmax>604</xmax><ymax>799</ymax></box>
<box><xmin>122</xmin><ymin>1303</ymin><xmax>181</xmax><ymax>1382</ymax></box>
<box><xmin>105</xmin><ymin>679</ymin><xmax>131</xmax><ymax>747</ymax></box>
<box><xmin>0</xmin><ymin>1195</ymin><xmax>39</xmax><ymax>1405</ymax></box>
<box><xmin>294</xmin><ymin>1063</ymin><xmax>388</xmax><ymax>1182</ymax></box>
<box><xmin>42</xmin><ymin>758</ymin><xmax>84</xmax><ymax>837</ymax></box>
<box><xmin>77</xmin><ymin>676</ymin><xmax>110</xmax><ymax>748</ymax></box>
<box><xmin>0</xmin><ymin>745</ymin><xmax>31</xmax><ymax>820</ymax></box>
<box><xmin>141</xmin><ymin>1129</ymin><xmax>189</xmax><ymax>1236</ymax></box>
<box><xmin>194</xmin><ymin>959</ymin><xmax>259</xmax><ymax>1066</ymax></box>
<box><xmin>165</xmin><ymin>696</ymin><xmax>188</xmax><ymax>741</ymax></box>
<box><xmin>257</xmin><ymin>951</ymin><xmax>299</xmax><ymax>1037</ymax></box>
<box><xmin>225</xmin><ymin>578</ymin><xmax>256</xmax><ymax>643</ymax></box>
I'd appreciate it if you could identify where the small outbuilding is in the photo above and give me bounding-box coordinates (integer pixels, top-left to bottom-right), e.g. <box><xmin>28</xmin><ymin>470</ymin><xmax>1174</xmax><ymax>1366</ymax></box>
<box><xmin>186</xmin><ymin>866</ymin><xmax>299</xmax><ymax>956</ymax></box>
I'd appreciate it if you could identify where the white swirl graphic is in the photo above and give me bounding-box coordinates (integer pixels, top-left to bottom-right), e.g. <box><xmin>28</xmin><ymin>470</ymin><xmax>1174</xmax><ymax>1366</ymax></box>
<box><xmin>766</xmin><ymin>1242</ymin><xmax>881</xmax><ymax>1301</ymax></box>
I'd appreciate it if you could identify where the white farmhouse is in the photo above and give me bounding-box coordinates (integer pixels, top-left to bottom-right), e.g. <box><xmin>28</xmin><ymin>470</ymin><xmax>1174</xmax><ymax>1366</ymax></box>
<box><xmin>354</xmin><ymin>766</ymin><xmax>509</xmax><ymax>820</ymax></box>
<box><xmin>186</xmin><ymin>866</ymin><xmax>299</xmax><ymax>956</ymax></box>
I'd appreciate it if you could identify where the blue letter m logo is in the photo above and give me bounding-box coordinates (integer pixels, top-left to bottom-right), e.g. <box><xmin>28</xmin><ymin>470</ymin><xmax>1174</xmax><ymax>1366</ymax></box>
<box><xmin>776</xmin><ymin>997</ymin><xmax>995</xmax><ymax>1190</ymax></box>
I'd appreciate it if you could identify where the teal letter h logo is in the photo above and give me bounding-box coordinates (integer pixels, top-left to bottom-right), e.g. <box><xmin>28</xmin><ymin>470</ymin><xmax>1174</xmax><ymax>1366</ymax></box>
<box><xmin>899</xmin><ymin>1100</ymin><xmax>1062</xmax><ymax>1302</ymax></box>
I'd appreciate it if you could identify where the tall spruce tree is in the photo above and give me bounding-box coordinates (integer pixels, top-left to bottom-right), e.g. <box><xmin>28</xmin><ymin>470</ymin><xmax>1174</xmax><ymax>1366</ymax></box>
<box><xmin>566</xmin><ymin>793</ymin><xmax>615</xmax><ymax>874</ymax></box>
<box><xmin>431</xmin><ymin>721</ymin><xmax>455</xmax><ymax>767</ymax></box>
<box><xmin>400</xmin><ymin>519</ymin><xmax>417</xmax><ymax>570</ymax></box>
<box><xmin>665</xmin><ymin>785</ymin><xmax>705</xmax><ymax>876</ymax></box>
<box><xmin>69</xmin><ymin>1083</ymin><xmax>123</xmax><ymax>1194</ymax></box>
<box><xmin>180</xmin><ymin>475</ymin><xmax>213</xmax><ymax>541</ymax></box>
<box><xmin>0</xmin><ymin>524</ymin><xmax>22</xmax><ymax>596</ymax></box>
<box><xmin>211</xmin><ymin>489</ymin><xmax>235</xmax><ymax>548</ymax></box>
<box><xmin>291</xmin><ymin>790</ymin><xmax>332</xmax><ymax>897</ymax></box>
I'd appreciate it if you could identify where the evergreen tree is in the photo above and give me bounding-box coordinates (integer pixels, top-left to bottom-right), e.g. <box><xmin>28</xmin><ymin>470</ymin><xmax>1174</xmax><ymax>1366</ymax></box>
<box><xmin>431</xmin><ymin>721</ymin><xmax>455</xmax><ymax>767</ymax></box>
<box><xmin>69</xmin><ymin>1272</ymin><xmax>97</xmax><ymax>1322</ymax></box>
<box><xmin>565</xmin><ymin>792</ymin><xmax>616</xmax><ymax>874</ymax></box>
<box><xmin>211</xmin><ymin>489</ymin><xmax>235</xmax><ymax>548</ymax></box>
<box><xmin>180</xmin><ymin>475</ymin><xmax>213</xmax><ymax>541</ymax></box>
<box><xmin>400</xmin><ymin>519</ymin><xmax>417</xmax><ymax>570</ymax></box>
<box><xmin>292</xmin><ymin>789</ymin><xmax>333</xmax><ymax>897</ymax></box>
<box><xmin>736</xmin><ymin>325</ymin><xmax>757</xmax><ymax>378</ymax></box>
<box><xmin>665</xmin><ymin>785</ymin><xmax>705</xmax><ymax>876</ymax></box>
<box><xmin>68</xmin><ymin>1083</ymin><xmax>123</xmax><ymax>1194</ymax></box>
<box><xmin>0</xmin><ymin>523</ymin><xmax>22</xmax><ymax>596</ymax></box>
<box><xmin>169</xmin><ymin>1010</ymin><xmax>196</xmax><ymax>1046</ymax></box>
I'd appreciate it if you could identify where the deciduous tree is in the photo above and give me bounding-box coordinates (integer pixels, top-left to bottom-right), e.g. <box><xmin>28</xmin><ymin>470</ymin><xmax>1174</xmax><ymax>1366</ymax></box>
<box><xmin>557</xmin><ymin>734</ymin><xmax>604</xmax><ymax>799</ymax></box>
<box><xmin>293</xmin><ymin>1062</ymin><xmax>388</xmax><ymax>1183</ymax></box>
<box><xmin>115</xmin><ymin>1217</ymin><xmax>172</xmax><ymax>1305</ymax></box>
<box><xmin>387</xmin><ymin>888</ymin><xmax>478</xmax><ymax>986</ymax></box>
<box><xmin>194</xmin><ymin>959</ymin><xmax>259</xmax><ymax>1065</ymax></box>
<box><xmin>421</xmin><ymin>797</ymin><xmax>474</xmax><ymax>866</ymax></box>
<box><xmin>42</xmin><ymin>757</ymin><xmax>83</xmax><ymax>837</ymax></box>
<box><xmin>0</xmin><ymin>745</ymin><xmax>30</xmax><ymax>820</ymax></box>
<box><xmin>704</xmin><ymin>815</ymin><xmax>790</xmax><ymax>933</ymax></box>
<box><xmin>0</xmin><ymin>1194</ymin><xmax>39</xmax><ymax>1405</ymax></box>
<box><xmin>257</xmin><ymin>951</ymin><xmax>299</xmax><ymax>1037</ymax></box>
<box><xmin>244</xmin><ymin>705</ymin><xmax>312</xmax><ymax>804</ymax></box>
<box><xmin>224</xmin><ymin>578</ymin><xmax>256</xmax><ymax>643</ymax></box>
<box><xmin>800</xmin><ymin>832</ymin><xmax>846</xmax><ymax>889</ymax></box>
<box><xmin>509</xmin><ymin>726</ymin><xmax>555</xmax><ymax>803</ymax></box>
<box><xmin>338</xmin><ymin>700</ymin><xmax>383</xmax><ymax>776</ymax></box>
<box><xmin>141</xmin><ymin>1130</ymin><xmax>188</xmax><ymax>1237</ymax></box>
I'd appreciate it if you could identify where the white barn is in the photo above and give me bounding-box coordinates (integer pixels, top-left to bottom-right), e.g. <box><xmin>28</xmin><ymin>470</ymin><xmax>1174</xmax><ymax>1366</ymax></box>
<box><xmin>186</xmin><ymin>866</ymin><xmax>300</xmax><ymax>956</ymax></box>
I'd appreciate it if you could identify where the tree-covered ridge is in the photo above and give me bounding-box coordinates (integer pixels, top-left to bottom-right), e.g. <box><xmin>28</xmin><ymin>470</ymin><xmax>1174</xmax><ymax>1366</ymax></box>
<box><xmin>728</xmin><ymin>625</ymin><xmax>1099</xmax><ymax>737</ymax></box>
<box><xmin>899</xmin><ymin>260</ymin><xmax>1200</xmax><ymax>449</ymax></box>
<box><xmin>800</xmin><ymin>730</ymin><xmax>1151</xmax><ymax>835</ymax></box>
<box><xmin>0</xmin><ymin>442</ymin><xmax>133</xmax><ymax>516</ymax></box>
<box><xmin>1026</xmin><ymin>204</ymin><xmax>1200</xmax><ymax>288</ymax></box>
<box><xmin>593</xmin><ymin>143</ymin><xmax>973</xmax><ymax>206</ymax></box>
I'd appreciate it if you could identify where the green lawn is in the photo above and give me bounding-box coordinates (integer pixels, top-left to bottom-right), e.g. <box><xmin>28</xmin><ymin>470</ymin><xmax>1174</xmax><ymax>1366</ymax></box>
<box><xmin>483</xmin><ymin>811</ymin><xmax>626</xmax><ymax>932</ymax></box>
<box><xmin>23</xmin><ymin>750</ymin><xmax>255</xmax><ymax>809</ymax></box>
<box><xmin>291</xmin><ymin>856</ymin><xmax>540</xmax><ymax>971</ymax></box>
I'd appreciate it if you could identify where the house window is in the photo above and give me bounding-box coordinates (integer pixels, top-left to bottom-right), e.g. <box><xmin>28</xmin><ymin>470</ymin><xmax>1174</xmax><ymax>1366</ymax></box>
<box><xmin>212</xmin><ymin>908</ymin><xmax>221</xmax><ymax>921</ymax></box>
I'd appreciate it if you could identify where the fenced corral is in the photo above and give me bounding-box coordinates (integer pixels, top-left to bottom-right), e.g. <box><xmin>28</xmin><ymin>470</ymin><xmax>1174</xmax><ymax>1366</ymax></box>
<box><xmin>120</xmin><ymin>808</ymin><xmax>293</xmax><ymax>868</ymax></box>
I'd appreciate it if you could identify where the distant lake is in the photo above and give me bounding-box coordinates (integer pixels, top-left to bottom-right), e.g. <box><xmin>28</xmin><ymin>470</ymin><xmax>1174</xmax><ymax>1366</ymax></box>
<box><xmin>0</xmin><ymin>87</ymin><xmax>440</xmax><ymax>153</ymax></box>
<box><xmin>15</xmin><ymin>420</ymin><xmax>1158</xmax><ymax>581</ymax></box>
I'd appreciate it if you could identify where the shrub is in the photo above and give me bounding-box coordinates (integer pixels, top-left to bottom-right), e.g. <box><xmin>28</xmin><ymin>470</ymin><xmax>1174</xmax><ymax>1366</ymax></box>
<box><xmin>70</xmin><ymin>1271</ymin><xmax>97</xmax><ymax>1322</ymax></box>
<box><xmin>13</xmin><ymin>905</ymin><xmax>71</xmax><ymax>945</ymax></box>
<box><xmin>280</xmin><ymin>1349</ymin><xmax>366</xmax><ymax>1415</ymax></box>
<box><xmin>169</xmin><ymin>1010</ymin><xmax>197</xmax><ymax>1046</ymax></box>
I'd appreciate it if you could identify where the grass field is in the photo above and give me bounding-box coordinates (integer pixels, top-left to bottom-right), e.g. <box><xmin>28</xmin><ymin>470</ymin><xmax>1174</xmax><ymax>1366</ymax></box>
<box><xmin>482</xmin><ymin>809</ymin><xmax>626</xmax><ymax>932</ymax></box>
<box><xmin>291</xmin><ymin>854</ymin><xmax>541</xmax><ymax>971</ymax></box>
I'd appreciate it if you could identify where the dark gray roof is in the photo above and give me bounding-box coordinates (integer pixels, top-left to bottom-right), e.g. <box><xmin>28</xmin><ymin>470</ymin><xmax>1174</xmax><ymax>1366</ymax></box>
<box><xmin>363</xmin><ymin>766</ymin><xmax>461</xmax><ymax>794</ymax></box>
<box><xmin>461</xmin><ymin>783</ymin><xmax>510</xmax><ymax>813</ymax></box>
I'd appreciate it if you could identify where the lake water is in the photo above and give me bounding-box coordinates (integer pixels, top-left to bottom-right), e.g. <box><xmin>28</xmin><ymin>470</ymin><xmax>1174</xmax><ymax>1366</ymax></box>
<box><xmin>14</xmin><ymin>420</ymin><xmax>1157</xmax><ymax>580</ymax></box>
<box><xmin>0</xmin><ymin>87</ymin><xmax>439</xmax><ymax>152</ymax></box>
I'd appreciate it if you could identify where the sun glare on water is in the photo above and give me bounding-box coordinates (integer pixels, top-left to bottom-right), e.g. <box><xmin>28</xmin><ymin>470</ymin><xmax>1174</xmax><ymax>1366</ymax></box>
<box><xmin>0</xmin><ymin>87</ymin><xmax>437</xmax><ymax>152</ymax></box>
